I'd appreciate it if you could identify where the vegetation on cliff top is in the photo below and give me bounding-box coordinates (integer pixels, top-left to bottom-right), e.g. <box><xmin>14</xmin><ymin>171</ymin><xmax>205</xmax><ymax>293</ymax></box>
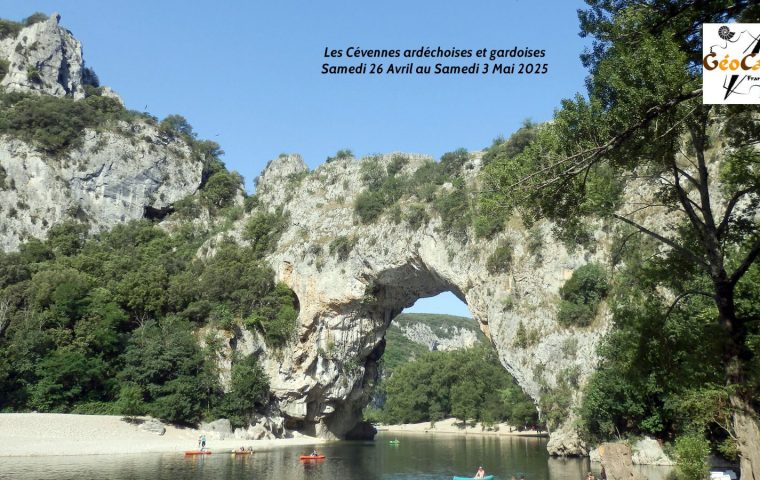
<box><xmin>0</xmin><ymin>12</ymin><xmax>47</xmax><ymax>40</ymax></box>
<box><xmin>352</xmin><ymin>149</ymin><xmax>515</xmax><ymax>244</ymax></box>
<box><xmin>0</xmin><ymin>90</ymin><xmax>139</xmax><ymax>154</ymax></box>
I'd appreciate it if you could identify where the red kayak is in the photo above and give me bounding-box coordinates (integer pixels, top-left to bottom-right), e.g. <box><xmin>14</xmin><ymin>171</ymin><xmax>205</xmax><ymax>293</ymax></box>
<box><xmin>185</xmin><ymin>450</ymin><xmax>212</xmax><ymax>455</ymax></box>
<box><xmin>299</xmin><ymin>455</ymin><xmax>325</xmax><ymax>460</ymax></box>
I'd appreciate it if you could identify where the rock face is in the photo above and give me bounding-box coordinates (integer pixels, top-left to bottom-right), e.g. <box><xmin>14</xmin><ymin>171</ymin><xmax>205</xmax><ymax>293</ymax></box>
<box><xmin>220</xmin><ymin>152</ymin><xmax>614</xmax><ymax>454</ymax></box>
<box><xmin>547</xmin><ymin>422</ymin><xmax>589</xmax><ymax>457</ymax></box>
<box><xmin>0</xmin><ymin>13</ymin><xmax>95</xmax><ymax>99</ymax></box>
<box><xmin>392</xmin><ymin>313</ymin><xmax>482</xmax><ymax>351</ymax></box>
<box><xmin>599</xmin><ymin>443</ymin><xmax>642</xmax><ymax>480</ymax></box>
<box><xmin>0</xmin><ymin>126</ymin><xmax>203</xmax><ymax>251</ymax></box>
<box><xmin>137</xmin><ymin>418</ymin><xmax>167</xmax><ymax>436</ymax></box>
<box><xmin>630</xmin><ymin>437</ymin><xmax>674</xmax><ymax>466</ymax></box>
<box><xmin>591</xmin><ymin>437</ymin><xmax>675</xmax><ymax>466</ymax></box>
<box><xmin>200</xmin><ymin>418</ymin><xmax>233</xmax><ymax>440</ymax></box>
<box><xmin>0</xmin><ymin>13</ymin><xmax>202</xmax><ymax>251</ymax></box>
<box><xmin>233</xmin><ymin>414</ymin><xmax>289</xmax><ymax>440</ymax></box>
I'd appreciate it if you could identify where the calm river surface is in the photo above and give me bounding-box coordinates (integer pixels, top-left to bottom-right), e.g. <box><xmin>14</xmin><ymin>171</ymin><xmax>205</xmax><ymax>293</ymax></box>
<box><xmin>0</xmin><ymin>432</ymin><xmax>672</xmax><ymax>480</ymax></box>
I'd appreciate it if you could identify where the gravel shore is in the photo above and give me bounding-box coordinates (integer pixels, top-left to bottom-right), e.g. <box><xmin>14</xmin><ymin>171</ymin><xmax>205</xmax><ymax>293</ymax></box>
<box><xmin>377</xmin><ymin>418</ymin><xmax>547</xmax><ymax>437</ymax></box>
<box><xmin>0</xmin><ymin>413</ymin><xmax>324</xmax><ymax>457</ymax></box>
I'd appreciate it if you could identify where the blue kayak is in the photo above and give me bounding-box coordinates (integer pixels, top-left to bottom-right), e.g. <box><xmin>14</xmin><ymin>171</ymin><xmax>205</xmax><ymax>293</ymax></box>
<box><xmin>453</xmin><ymin>476</ymin><xmax>494</xmax><ymax>480</ymax></box>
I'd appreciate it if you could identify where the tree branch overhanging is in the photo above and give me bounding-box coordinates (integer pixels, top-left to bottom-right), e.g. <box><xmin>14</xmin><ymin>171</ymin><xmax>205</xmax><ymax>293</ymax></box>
<box><xmin>717</xmin><ymin>187</ymin><xmax>756</xmax><ymax>240</ymax></box>
<box><xmin>730</xmin><ymin>236</ymin><xmax>760</xmax><ymax>286</ymax></box>
<box><xmin>612</xmin><ymin>213</ymin><xmax>708</xmax><ymax>270</ymax></box>
<box><xmin>508</xmin><ymin>89</ymin><xmax>703</xmax><ymax>191</ymax></box>
<box><xmin>663</xmin><ymin>290</ymin><xmax>717</xmax><ymax>320</ymax></box>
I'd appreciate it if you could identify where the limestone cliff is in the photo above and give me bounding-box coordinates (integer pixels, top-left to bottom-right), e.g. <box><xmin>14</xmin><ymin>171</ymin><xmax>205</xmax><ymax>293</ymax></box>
<box><xmin>0</xmin><ymin>126</ymin><xmax>204</xmax><ymax>252</ymax></box>
<box><xmin>0</xmin><ymin>13</ymin><xmax>205</xmax><ymax>251</ymax></box>
<box><xmin>0</xmin><ymin>13</ymin><xmax>94</xmax><ymax>99</ymax></box>
<box><xmin>213</xmin><ymin>152</ymin><xmax>612</xmax><ymax>454</ymax></box>
<box><xmin>0</xmin><ymin>13</ymin><xmax>609</xmax><ymax>455</ymax></box>
<box><xmin>390</xmin><ymin>313</ymin><xmax>484</xmax><ymax>352</ymax></box>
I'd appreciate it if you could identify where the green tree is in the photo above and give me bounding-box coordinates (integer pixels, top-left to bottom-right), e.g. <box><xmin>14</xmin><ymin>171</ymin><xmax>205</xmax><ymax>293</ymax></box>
<box><xmin>557</xmin><ymin>263</ymin><xmax>609</xmax><ymax>328</ymax></box>
<box><xmin>243</xmin><ymin>210</ymin><xmax>288</xmax><ymax>256</ymax></box>
<box><xmin>201</xmin><ymin>170</ymin><xmax>242</xmax><ymax>209</ymax></box>
<box><xmin>500</xmin><ymin>381</ymin><xmax>539</xmax><ymax>430</ymax></box>
<box><xmin>119</xmin><ymin>317</ymin><xmax>213</xmax><ymax>425</ymax></box>
<box><xmin>30</xmin><ymin>349</ymin><xmax>108</xmax><ymax>411</ymax></box>
<box><xmin>451</xmin><ymin>381</ymin><xmax>480</xmax><ymax>425</ymax></box>
<box><xmin>380</xmin><ymin>346</ymin><xmax>532</xmax><ymax>427</ymax></box>
<box><xmin>115</xmin><ymin>383</ymin><xmax>146</xmax><ymax>420</ymax></box>
<box><xmin>159</xmin><ymin>114</ymin><xmax>194</xmax><ymax>138</ymax></box>
<box><xmin>481</xmin><ymin>2</ymin><xmax>760</xmax><ymax>475</ymax></box>
<box><xmin>246</xmin><ymin>283</ymin><xmax>299</xmax><ymax>347</ymax></box>
<box><xmin>215</xmin><ymin>355</ymin><xmax>270</xmax><ymax>428</ymax></box>
<box><xmin>46</xmin><ymin>221</ymin><xmax>88</xmax><ymax>256</ymax></box>
<box><xmin>674</xmin><ymin>432</ymin><xmax>710</xmax><ymax>480</ymax></box>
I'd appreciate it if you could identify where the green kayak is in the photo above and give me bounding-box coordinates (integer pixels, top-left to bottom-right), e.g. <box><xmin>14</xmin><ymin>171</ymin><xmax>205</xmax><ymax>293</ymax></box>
<box><xmin>388</xmin><ymin>440</ymin><xmax>400</xmax><ymax>444</ymax></box>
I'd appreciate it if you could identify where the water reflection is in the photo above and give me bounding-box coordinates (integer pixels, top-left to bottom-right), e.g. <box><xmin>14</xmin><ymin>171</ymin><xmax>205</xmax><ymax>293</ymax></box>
<box><xmin>0</xmin><ymin>432</ymin><xmax>674</xmax><ymax>480</ymax></box>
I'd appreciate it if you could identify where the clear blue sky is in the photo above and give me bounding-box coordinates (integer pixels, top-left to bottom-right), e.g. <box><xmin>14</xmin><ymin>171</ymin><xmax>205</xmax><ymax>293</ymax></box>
<box><xmin>4</xmin><ymin>1</ymin><xmax>590</xmax><ymax>317</ymax></box>
<box><xmin>404</xmin><ymin>292</ymin><xmax>472</xmax><ymax>318</ymax></box>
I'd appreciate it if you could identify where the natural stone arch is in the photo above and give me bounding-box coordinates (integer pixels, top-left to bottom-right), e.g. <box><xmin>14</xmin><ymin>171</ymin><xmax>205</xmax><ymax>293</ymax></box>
<box><xmin>223</xmin><ymin>152</ymin><xmax>613</xmax><ymax>454</ymax></box>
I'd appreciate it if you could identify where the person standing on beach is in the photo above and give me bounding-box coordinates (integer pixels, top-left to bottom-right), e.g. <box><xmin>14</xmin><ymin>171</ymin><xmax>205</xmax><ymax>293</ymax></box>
<box><xmin>197</xmin><ymin>435</ymin><xmax>202</xmax><ymax>449</ymax></box>
<box><xmin>201</xmin><ymin>434</ymin><xmax>206</xmax><ymax>450</ymax></box>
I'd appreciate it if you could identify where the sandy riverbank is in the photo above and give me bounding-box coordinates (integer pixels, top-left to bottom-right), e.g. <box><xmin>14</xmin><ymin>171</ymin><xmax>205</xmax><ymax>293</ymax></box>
<box><xmin>0</xmin><ymin>413</ymin><xmax>324</xmax><ymax>457</ymax></box>
<box><xmin>377</xmin><ymin>417</ymin><xmax>547</xmax><ymax>437</ymax></box>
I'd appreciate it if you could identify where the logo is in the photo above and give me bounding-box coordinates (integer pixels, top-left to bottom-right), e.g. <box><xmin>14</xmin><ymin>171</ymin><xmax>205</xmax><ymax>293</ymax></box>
<box><xmin>702</xmin><ymin>23</ymin><xmax>760</xmax><ymax>104</ymax></box>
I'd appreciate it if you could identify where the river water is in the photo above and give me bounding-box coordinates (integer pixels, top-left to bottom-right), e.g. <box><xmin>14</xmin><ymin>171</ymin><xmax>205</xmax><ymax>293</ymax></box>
<box><xmin>1</xmin><ymin>432</ymin><xmax>673</xmax><ymax>480</ymax></box>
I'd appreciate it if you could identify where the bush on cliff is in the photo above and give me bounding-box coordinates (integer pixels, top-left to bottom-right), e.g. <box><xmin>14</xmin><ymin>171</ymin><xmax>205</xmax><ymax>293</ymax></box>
<box><xmin>557</xmin><ymin>263</ymin><xmax>609</xmax><ymax>328</ymax></box>
<box><xmin>0</xmin><ymin>91</ymin><xmax>129</xmax><ymax>154</ymax></box>
<box><xmin>215</xmin><ymin>354</ymin><xmax>270</xmax><ymax>428</ymax></box>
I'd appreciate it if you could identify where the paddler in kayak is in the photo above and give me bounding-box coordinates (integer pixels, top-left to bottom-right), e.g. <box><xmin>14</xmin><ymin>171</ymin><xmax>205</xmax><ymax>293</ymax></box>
<box><xmin>475</xmin><ymin>466</ymin><xmax>486</xmax><ymax>478</ymax></box>
<box><xmin>310</xmin><ymin>449</ymin><xmax>319</xmax><ymax>457</ymax></box>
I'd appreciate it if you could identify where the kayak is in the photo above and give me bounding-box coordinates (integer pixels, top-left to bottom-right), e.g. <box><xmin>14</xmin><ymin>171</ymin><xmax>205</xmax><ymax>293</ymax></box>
<box><xmin>299</xmin><ymin>455</ymin><xmax>326</xmax><ymax>460</ymax></box>
<box><xmin>452</xmin><ymin>476</ymin><xmax>494</xmax><ymax>480</ymax></box>
<box><xmin>184</xmin><ymin>450</ymin><xmax>212</xmax><ymax>455</ymax></box>
<box><xmin>389</xmin><ymin>440</ymin><xmax>400</xmax><ymax>444</ymax></box>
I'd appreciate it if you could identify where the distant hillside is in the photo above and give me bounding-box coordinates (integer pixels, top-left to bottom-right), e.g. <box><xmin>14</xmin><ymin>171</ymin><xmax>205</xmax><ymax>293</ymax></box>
<box><xmin>382</xmin><ymin>313</ymin><xmax>486</xmax><ymax>375</ymax></box>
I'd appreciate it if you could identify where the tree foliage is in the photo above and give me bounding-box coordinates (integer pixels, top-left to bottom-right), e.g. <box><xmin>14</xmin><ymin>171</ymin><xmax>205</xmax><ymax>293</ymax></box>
<box><xmin>380</xmin><ymin>346</ymin><xmax>539</xmax><ymax>429</ymax></box>
<box><xmin>215</xmin><ymin>354</ymin><xmax>270</xmax><ymax>428</ymax></box>
<box><xmin>0</xmin><ymin>91</ymin><xmax>131</xmax><ymax>154</ymax></box>
<box><xmin>0</xmin><ymin>217</ymin><xmax>298</xmax><ymax>424</ymax></box>
<box><xmin>557</xmin><ymin>263</ymin><xmax>609</xmax><ymax>327</ymax></box>
<box><xmin>480</xmin><ymin>1</ymin><xmax>760</xmax><ymax>471</ymax></box>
